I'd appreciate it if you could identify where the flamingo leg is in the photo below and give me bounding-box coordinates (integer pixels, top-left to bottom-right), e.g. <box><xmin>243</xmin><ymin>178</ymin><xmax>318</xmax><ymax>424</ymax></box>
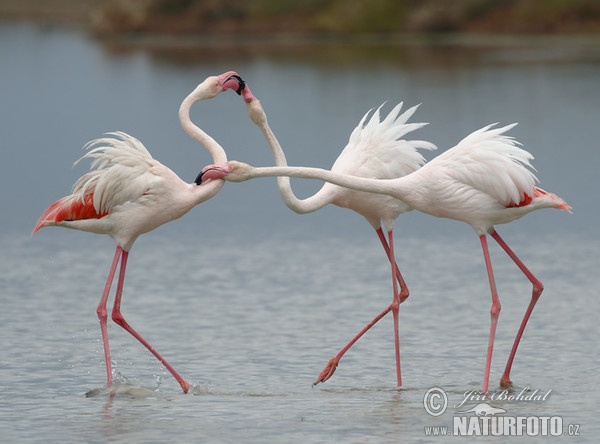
<box><xmin>110</xmin><ymin>250</ymin><xmax>191</xmax><ymax>394</ymax></box>
<box><xmin>377</xmin><ymin>227</ymin><xmax>410</xmax><ymax>303</ymax></box>
<box><xmin>387</xmin><ymin>230</ymin><xmax>403</xmax><ymax>388</ymax></box>
<box><xmin>96</xmin><ymin>246</ymin><xmax>123</xmax><ymax>387</ymax></box>
<box><xmin>480</xmin><ymin>234</ymin><xmax>502</xmax><ymax>394</ymax></box>
<box><xmin>490</xmin><ymin>230</ymin><xmax>543</xmax><ymax>388</ymax></box>
<box><xmin>314</xmin><ymin>228</ymin><xmax>407</xmax><ymax>387</ymax></box>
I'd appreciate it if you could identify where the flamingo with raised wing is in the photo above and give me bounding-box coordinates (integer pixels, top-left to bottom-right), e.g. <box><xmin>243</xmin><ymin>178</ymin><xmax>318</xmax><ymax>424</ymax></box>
<box><xmin>32</xmin><ymin>72</ymin><xmax>246</xmax><ymax>393</ymax></box>
<box><xmin>201</xmin><ymin>122</ymin><xmax>570</xmax><ymax>393</ymax></box>
<box><xmin>236</xmin><ymin>84</ymin><xmax>436</xmax><ymax>388</ymax></box>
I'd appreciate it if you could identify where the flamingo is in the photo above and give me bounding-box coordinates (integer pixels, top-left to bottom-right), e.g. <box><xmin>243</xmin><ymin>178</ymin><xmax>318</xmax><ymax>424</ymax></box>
<box><xmin>234</xmin><ymin>84</ymin><xmax>436</xmax><ymax>388</ymax></box>
<box><xmin>200</xmin><ymin>123</ymin><xmax>571</xmax><ymax>393</ymax></box>
<box><xmin>32</xmin><ymin>71</ymin><xmax>246</xmax><ymax>393</ymax></box>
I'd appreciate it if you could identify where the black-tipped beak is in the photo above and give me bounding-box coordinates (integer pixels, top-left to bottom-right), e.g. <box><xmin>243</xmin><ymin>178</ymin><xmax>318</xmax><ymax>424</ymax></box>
<box><xmin>195</xmin><ymin>166</ymin><xmax>226</xmax><ymax>185</ymax></box>
<box><xmin>194</xmin><ymin>169</ymin><xmax>206</xmax><ymax>185</ymax></box>
<box><xmin>196</xmin><ymin>163</ymin><xmax>231</xmax><ymax>185</ymax></box>
<box><xmin>227</xmin><ymin>74</ymin><xmax>246</xmax><ymax>95</ymax></box>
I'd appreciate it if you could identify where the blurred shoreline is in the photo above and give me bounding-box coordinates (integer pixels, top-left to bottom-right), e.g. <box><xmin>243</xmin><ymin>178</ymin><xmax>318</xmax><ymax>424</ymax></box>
<box><xmin>2</xmin><ymin>0</ymin><xmax>600</xmax><ymax>42</ymax></box>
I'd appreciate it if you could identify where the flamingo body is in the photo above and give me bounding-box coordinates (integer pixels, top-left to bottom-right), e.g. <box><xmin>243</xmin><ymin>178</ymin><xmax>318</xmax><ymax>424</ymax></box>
<box><xmin>33</xmin><ymin>133</ymin><xmax>213</xmax><ymax>251</ymax></box>
<box><xmin>33</xmin><ymin>72</ymin><xmax>246</xmax><ymax>393</ymax></box>
<box><xmin>238</xmin><ymin>85</ymin><xmax>435</xmax><ymax>388</ymax></box>
<box><xmin>391</xmin><ymin>123</ymin><xmax>569</xmax><ymax>234</ymax></box>
<box><xmin>327</xmin><ymin>103</ymin><xmax>436</xmax><ymax>230</ymax></box>
<box><xmin>301</xmin><ymin>104</ymin><xmax>436</xmax><ymax>386</ymax></box>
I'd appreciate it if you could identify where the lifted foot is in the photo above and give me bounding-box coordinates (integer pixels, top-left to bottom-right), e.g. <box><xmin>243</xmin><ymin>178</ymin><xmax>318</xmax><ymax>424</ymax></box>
<box><xmin>314</xmin><ymin>358</ymin><xmax>339</xmax><ymax>386</ymax></box>
<box><xmin>180</xmin><ymin>380</ymin><xmax>191</xmax><ymax>394</ymax></box>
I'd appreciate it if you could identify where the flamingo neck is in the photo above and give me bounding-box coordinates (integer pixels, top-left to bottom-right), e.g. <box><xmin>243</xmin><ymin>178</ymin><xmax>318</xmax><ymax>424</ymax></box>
<box><xmin>245</xmin><ymin>165</ymin><xmax>408</xmax><ymax>202</ymax></box>
<box><xmin>256</xmin><ymin>113</ymin><xmax>290</xmax><ymax>170</ymax></box>
<box><xmin>246</xmin><ymin>99</ymin><xmax>330</xmax><ymax>213</ymax></box>
<box><xmin>179</xmin><ymin>90</ymin><xmax>228</xmax><ymax>164</ymax></box>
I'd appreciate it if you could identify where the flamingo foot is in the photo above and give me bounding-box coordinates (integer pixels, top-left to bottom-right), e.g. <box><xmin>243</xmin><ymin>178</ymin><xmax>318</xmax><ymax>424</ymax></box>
<box><xmin>500</xmin><ymin>374</ymin><xmax>513</xmax><ymax>388</ymax></box>
<box><xmin>314</xmin><ymin>358</ymin><xmax>339</xmax><ymax>385</ymax></box>
<box><xmin>180</xmin><ymin>380</ymin><xmax>191</xmax><ymax>394</ymax></box>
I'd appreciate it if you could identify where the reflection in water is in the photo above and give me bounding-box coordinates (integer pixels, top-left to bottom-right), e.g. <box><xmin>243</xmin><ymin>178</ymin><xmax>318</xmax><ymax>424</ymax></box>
<box><xmin>85</xmin><ymin>382</ymin><xmax>160</xmax><ymax>399</ymax></box>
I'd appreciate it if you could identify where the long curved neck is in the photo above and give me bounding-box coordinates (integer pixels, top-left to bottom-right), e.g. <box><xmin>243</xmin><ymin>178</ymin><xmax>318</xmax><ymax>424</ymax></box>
<box><xmin>247</xmin><ymin>99</ymin><xmax>332</xmax><ymax>214</ymax></box>
<box><xmin>245</xmin><ymin>165</ymin><xmax>407</xmax><ymax>203</ymax></box>
<box><xmin>179</xmin><ymin>83</ymin><xmax>228</xmax><ymax>200</ymax></box>
<box><xmin>179</xmin><ymin>90</ymin><xmax>228</xmax><ymax>164</ymax></box>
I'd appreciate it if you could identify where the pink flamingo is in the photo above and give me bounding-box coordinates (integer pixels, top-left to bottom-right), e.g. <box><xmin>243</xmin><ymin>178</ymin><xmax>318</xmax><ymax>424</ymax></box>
<box><xmin>32</xmin><ymin>72</ymin><xmax>246</xmax><ymax>393</ymax></box>
<box><xmin>233</xmin><ymin>85</ymin><xmax>436</xmax><ymax>388</ymax></box>
<box><xmin>200</xmin><ymin>122</ymin><xmax>571</xmax><ymax>393</ymax></box>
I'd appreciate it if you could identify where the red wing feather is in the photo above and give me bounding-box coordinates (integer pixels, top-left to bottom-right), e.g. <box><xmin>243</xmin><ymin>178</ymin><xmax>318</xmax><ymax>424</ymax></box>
<box><xmin>506</xmin><ymin>193</ymin><xmax>533</xmax><ymax>208</ymax></box>
<box><xmin>505</xmin><ymin>187</ymin><xmax>570</xmax><ymax>211</ymax></box>
<box><xmin>32</xmin><ymin>193</ymin><xmax>108</xmax><ymax>234</ymax></box>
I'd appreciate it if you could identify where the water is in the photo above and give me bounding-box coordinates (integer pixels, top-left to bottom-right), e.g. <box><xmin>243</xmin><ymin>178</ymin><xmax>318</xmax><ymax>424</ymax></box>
<box><xmin>1</xmin><ymin>21</ymin><xmax>599</xmax><ymax>442</ymax></box>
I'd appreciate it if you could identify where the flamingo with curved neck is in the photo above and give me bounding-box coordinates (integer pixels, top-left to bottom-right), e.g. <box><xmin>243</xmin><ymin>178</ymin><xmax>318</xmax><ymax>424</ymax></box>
<box><xmin>231</xmin><ymin>84</ymin><xmax>436</xmax><ymax>388</ymax></box>
<box><xmin>33</xmin><ymin>72</ymin><xmax>245</xmax><ymax>393</ymax></box>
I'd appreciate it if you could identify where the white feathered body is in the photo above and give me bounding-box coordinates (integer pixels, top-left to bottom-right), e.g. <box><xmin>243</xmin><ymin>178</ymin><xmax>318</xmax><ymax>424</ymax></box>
<box><xmin>326</xmin><ymin>103</ymin><xmax>436</xmax><ymax>230</ymax></box>
<box><xmin>34</xmin><ymin>132</ymin><xmax>220</xmax><ymax>250</ymax></box>
<box><xmin>392</xmin><ymin>123</ymin><xmax>570</xmax><ymax>234</ymax></box>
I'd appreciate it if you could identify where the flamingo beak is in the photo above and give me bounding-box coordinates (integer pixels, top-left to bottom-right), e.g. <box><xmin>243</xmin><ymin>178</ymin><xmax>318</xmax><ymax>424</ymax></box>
<box><xmin>195</xmin><ymin>164</ymin><xmax>232</xmax><ymax>185</ymax></box>
<box><xmin>223</xmin><ymin>74</ymin><xmax>246</xmax><ymax>95</ymax></box>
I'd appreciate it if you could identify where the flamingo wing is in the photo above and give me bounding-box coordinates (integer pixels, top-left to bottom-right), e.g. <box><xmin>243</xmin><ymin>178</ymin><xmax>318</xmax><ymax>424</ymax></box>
<box><xmin>75</xmin><ymin>132</ymin><xmax>158</xmax><ymax>213</ymax></box>
<box><xmin>33</xmin><ymin>132</ymin><xmax>160</xmax><ymax>233</ymax></box>
<box><xmin>433</xmin><ymin>123</ymin><xmax>538</xmax><ymax>207</ymax></box>
<box><xmin>335</xmin><ymin>103</ymin><xmax>436</xmax><ymax>179</ymax></box>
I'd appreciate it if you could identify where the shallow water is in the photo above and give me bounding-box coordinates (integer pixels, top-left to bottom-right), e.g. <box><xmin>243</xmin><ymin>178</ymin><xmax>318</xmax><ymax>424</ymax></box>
<box><xmin>1</xmin><ymin>230</ymin><xmax>598</xmax><ymax>442</ymax></box>
<box><xmin>1</xmin><ymin>21</ymin><xmax>599</xmax><ymax>442</ymax></box>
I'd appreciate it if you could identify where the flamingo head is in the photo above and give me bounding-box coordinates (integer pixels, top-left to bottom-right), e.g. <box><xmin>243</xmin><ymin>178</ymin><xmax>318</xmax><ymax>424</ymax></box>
<box><xmin>218</xmin><ymin>71</ymin><xmax>257</xmax><ymax>103</ymax></box>
<box><xmin>195</xmin><ymin>163</ymin><xmax>233</xmax><ymax>185</ymax></box>
<box><xmin>218</xmin><ymin>71</ymin><xmax>246</xmax><ymax>95</ymax></box>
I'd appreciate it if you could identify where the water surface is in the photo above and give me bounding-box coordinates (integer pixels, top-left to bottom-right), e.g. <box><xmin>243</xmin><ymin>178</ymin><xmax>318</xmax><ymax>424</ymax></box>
<box><xmin>1</xmin><ymin>22</ymin><xmax>598</xmax><ymax>442</ymax></box>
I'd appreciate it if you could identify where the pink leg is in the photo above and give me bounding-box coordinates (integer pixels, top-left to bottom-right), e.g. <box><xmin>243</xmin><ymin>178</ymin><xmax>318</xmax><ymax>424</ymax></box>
<box><xmin>96</xmin><ymin>246</ymin><xmax>123</xmax><ymax>387</ymax></box>
<box><xmin>387</xmin><ymin>230</ymin><xmax>402</xmax><ymax>388</ymax></box>
<box><xmin>480</xmin><ymin>234</ymin><xmax>501</xmax><ymax>394</ymax></box>
<box><xmin>314</xmin><ymin>228</ymin><xmax>406</xmax><ymax>387</ymax></box>
<box><xmin>313</xmin><ymin>302</ymin><xmax>394</xmax><ymax>385</ymax></box>
<box><xmin>377</xmin><ymin>227</ymin><xmax>410</xmax><ymax>303</ymax></box>
<box><xmin>490</xmin><ymin>230</ymin><xmax>543</xmax><ymax>388</ymax></box>
<box><xmin>110</xmin><ymin>250</ymin><xmax>191</xmax><ymax>394</ymax></box>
